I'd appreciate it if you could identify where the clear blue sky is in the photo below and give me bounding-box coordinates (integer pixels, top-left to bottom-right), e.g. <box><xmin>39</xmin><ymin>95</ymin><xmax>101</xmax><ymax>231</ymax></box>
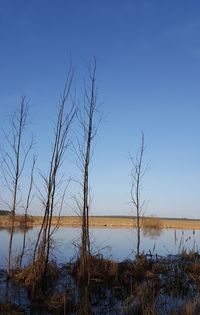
<box><xmin>1</xmin><ymin>0</ymin><xmax>200</xmax><ymax>218</ymax></box>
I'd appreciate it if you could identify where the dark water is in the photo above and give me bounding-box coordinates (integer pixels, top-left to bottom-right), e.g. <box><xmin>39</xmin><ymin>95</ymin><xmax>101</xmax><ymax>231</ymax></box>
<box><xmin>0</xmin><ymin>226</ymin><xmax>199</xmax><ymax>269</ymax></box>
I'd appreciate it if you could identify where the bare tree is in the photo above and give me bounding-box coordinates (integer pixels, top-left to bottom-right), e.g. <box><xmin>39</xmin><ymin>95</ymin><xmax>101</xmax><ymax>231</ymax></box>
<box><xmin>1</xmin><ymin>97</ymin><xmax>33</xmax><ymax>276</ymax></box>
<box><xmin>19</xmin><ymin>156</ymin><xmax>36</xmax><ymax>267</ymax></box>
<box><xmin>130</xmin><ymin>132</ymin><xmax>146</xmax><ymax>258</ymax></box>
<box><xmin>33</xmin><ymin>69</ymin><xmax>75</xmax><ymax>284</ymax></box>
<box><xmin>71</xmin><ymin>59</ymin><xmax>100</xmax><ymax>314</ymax></box>
<box><xmin>76</xmin><ymin>60</ymin><xmax>99</xmax><ymax>280</ymax></box>
<box><xmin>73</xmin><ymin>59</ymin><xmax>99</xmax><ymax>315</ymax></box>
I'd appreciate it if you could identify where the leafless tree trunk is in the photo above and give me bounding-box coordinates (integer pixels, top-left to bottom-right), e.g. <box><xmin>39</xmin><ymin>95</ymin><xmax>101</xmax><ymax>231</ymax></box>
<box><xmin>130</xmin><ymin>132</ymin><xmax>146</xmax><ymax>258</ymax></box>
<box><xmin>76</xmin><ymin>60</ymin><xmax>98</xmax><ymax>283</ymax></box>
<box><xmin>74</xmin><ymin>60</ymin><xmax>99</xmax><ymax>315</ymax></box>
<box><xmin>1</xmin><ymin>97</ymin><xmax>33</xmax><ymax>276</ymax></box>
<box><xmin>33</xmin><ymin>69</ymin><xmax>75</xmax><ymax>283</ymax></box>
<box><xmin>19</xmin><ymin>156</ymin><xmax>36</xmax><ymax>267</ymax></box>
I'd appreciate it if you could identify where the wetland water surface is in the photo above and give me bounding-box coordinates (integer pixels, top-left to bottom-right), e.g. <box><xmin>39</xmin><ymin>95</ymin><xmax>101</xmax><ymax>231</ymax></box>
<box><xmin>0</xmin><ymin>226</ymin><xmax>199</xmax><ymax>269</ymax></box>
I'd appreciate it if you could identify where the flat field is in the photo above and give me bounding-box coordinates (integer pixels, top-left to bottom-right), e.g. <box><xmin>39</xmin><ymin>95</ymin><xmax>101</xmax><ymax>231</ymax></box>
<box><xmin>1</xmin><ymin>215</ymin><xmax>200</xmax><ymax>229</ymax></box>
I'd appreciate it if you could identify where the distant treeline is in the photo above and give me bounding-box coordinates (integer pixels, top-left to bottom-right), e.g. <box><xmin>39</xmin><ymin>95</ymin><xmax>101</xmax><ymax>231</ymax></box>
<box><xmin>0</xmin><ymin>210</ymin><xmax>11</xmax><ymax>215</ymax></box>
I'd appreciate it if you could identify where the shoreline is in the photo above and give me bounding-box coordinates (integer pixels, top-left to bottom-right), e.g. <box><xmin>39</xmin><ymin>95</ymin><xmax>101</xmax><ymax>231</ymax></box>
<box><xmin>1</xmin><ymin>215</ymin><xmax>200</xmax><ymax>229</ymax></box>
<box><xmin>1</xmin><ymin>252</ymin><xmax>200</xmax><ymax>315</ymax></box>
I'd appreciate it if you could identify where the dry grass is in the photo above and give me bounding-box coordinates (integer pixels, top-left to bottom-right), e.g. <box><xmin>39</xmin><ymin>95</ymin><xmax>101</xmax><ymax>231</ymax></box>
<box><xmin>169</xmin><ymin>299</ymin><xmax>200</xmax><ymax>315</ymax></box>
<box><xmin>117</xmin><ymin>255</ymin><xmax>157</xmax><ymax>295</ymax></box>
<box><xmin>1</xmin><ymin>214</ymin><xmax>200</xmax><ymax>229</ymax></box>
<box><xmin>90</xmin><ymin>254</ymin><xmax>118</xmax><ymax>284</ymax></box>
<box><xmin>45</xmin><ymin>291</ymin><xmax>74</xmax><ymax>314</ymax></box>
<box><xmin>13</xmin><ymin>215</ymin><xmax>34</xmax><ymax>225</ymax></box>
<box><xmin>5</xmin><ymin>253</ymin><xmax>200</xmax><ymax>314</ymax></box>
<box><xmin>0</xmin><ymin>302</ymin><xmax>24</xmax><ymax>315</ymax></box>
<box><xmin>0</xmin><ymin>214</ymin><xmax>34</xmax><ymax>227</ymax></box>
<box><xmin>14</xmin><ymin>253</ymin><xmax>60</xmax><ymax>300</ymax></box>
<box><xmin>180</xmin><ymin>300</ymin><xmax>200</xmax><ymax>315</ymax></box>
<box><xmin>69</xmin><ymin>253</ymin><xmax>118</xmax><ymax>286</ymax></box>
<box><xmin>142</xmin><ymin>217</ymin><xmax>162</xmax><ymax>229</ymax></box>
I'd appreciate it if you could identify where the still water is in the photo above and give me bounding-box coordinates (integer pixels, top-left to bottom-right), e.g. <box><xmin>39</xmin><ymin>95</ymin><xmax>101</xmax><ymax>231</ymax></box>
<box><xmin>0</xmin><ymin>226</ymin><xmax>199</xmax><ymax>269</ymax></box>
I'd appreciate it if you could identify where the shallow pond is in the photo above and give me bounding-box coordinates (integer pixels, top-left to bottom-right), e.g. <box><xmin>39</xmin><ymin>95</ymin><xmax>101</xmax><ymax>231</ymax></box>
<box><xmin>1</xmin><ymin>226</ymin><xmax>199</xmax><ymax>269</ymax></box>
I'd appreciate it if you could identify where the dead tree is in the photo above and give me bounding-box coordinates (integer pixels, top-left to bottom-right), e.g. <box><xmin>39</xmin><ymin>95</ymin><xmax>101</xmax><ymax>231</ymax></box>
<box><xmin>130</xmin><ymin>132</ymin><xmax>146</xmax><ymax>258</ymax></box>
<box><xmin>19</xmin><ymin>156</ymin><xmax>36</xmax><ymax>267</ymax></box>
<box><xmin>1</xmin><ymin>97</ymin><xmax>33</xmax><ymax>276</ymax></box>
<box><xmin>75</xmin><ymin>59</ymin><xmax>99</xmax><ymax>290</ymax></box>
<box><xmin>33</xmin><ymin>69</ymin><xmax>75</xmax><ymax>283</ymax></box>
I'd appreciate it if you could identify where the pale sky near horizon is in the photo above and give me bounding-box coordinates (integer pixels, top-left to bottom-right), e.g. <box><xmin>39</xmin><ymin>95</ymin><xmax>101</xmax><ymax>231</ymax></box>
<box><xmin>1</xmin><ymin>0</ymin><xmax>200</xmax><ymax>218</ymax></box>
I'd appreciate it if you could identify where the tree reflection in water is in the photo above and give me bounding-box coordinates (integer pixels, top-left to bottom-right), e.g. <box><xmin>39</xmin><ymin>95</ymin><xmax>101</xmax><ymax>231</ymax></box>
<box><xmin>0</xmin><ymin>226</ymin><xmax>33</xmax><ymax>235</ymax></box>
<box><xmin>142</xmin><ymin>226</ymin><xmax>163</xmax><ymax>240</ymax></box>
